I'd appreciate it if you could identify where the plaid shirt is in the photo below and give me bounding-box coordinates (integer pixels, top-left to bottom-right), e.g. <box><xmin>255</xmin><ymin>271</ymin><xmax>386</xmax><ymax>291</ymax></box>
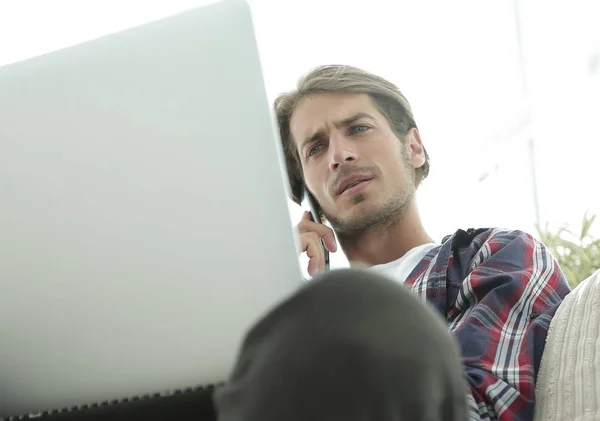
<box><xmin>405</xmin><ymin>228</ymin><xmax>571</xmax><ymax>421</ymax></box>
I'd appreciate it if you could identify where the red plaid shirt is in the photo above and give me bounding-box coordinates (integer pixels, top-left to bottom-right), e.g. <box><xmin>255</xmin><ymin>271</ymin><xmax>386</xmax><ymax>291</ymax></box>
<box><xmin>405</xmin><ymin>228</ymin><xmax>571</xmax><ymax>420</ymax></box>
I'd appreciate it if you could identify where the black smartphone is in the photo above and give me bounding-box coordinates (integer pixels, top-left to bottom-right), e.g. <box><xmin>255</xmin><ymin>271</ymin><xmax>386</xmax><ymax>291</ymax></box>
<box><xmin>303</xmin><ymin>186</ymin><xmax>330</xmax><ymax>271</ymax></box>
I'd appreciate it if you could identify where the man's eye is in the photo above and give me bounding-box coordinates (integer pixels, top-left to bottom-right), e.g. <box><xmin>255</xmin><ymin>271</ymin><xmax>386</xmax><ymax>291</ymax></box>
<box><xmin>350</xmin><ymin>125</ymin><xmax>370</xmax><ymax>135</ymax></box>
<box><xmin>308</xmin><ymin>144</ymin><xmax>324</xmax><ymax>157</ymax></box>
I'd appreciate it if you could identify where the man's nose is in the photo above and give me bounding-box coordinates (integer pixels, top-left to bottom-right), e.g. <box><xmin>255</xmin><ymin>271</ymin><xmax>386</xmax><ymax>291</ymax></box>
<box><xmin>328</xmin><ymin>134</ymin><xmax>358</xmax><ymax>172</ymax></box>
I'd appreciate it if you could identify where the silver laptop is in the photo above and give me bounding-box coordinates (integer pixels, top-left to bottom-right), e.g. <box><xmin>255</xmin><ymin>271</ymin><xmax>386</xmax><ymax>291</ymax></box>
<box><xmin>0</xmin><ymin>0</ymin><xmax>302</xmax><ymax>416</ymax></box>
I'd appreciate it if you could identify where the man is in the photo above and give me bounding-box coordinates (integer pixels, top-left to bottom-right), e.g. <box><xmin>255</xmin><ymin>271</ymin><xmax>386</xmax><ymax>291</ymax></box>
<box><xmin>214</xmin><ymin>65</ymin><xmax>571</xmax><ymax>420</ymax></box>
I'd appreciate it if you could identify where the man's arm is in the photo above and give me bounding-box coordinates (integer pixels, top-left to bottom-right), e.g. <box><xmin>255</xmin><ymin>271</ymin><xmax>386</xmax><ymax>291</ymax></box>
<box><xmin>447</xmin><ymin>229</ymin><xmax>571</xmax><ymax>420</ymax></box>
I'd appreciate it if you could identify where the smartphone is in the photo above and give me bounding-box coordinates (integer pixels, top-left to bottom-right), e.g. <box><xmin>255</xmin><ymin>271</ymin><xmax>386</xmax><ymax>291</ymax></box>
<box><xmin>303</xmin><ymin>186</ymin><xmax>330</xmax><ymax>271</ymax></box>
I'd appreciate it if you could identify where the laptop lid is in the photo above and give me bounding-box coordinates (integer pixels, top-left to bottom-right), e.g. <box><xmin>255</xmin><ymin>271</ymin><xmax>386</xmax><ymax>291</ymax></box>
<box><xmin>0</xmin><ymin>0</ymin><xmax>301</xmax><ymax>415</ymax></box>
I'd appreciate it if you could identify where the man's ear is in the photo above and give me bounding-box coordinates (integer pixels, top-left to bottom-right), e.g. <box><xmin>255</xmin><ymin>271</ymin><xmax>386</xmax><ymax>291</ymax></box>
<box><xmin>405</xmin><ymin>128</ymin><xmax>426</xmax><ymax>170</ymax></box>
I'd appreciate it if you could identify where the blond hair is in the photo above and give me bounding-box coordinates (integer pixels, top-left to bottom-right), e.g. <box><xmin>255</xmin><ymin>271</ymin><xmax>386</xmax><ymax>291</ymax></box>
<box><xmin>274</xmin><ymin>65</ymin><xmax>430</xmax><ymax>205</ymax></box>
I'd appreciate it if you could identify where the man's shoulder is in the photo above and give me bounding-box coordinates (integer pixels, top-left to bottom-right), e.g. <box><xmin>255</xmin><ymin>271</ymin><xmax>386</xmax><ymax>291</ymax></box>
<box><xmin>437</xmin><ymin>227</ymin><xmax>547</xmax><ymax>276</ymax></box>
<box><xmin>438</xmin><ymin>227</ymin><xmax>569</xmax><ymax>300</ymax></box>
<box><xmin>441</xmin><ymin>227</ymin><xmax>539</xmax><ymax>253</ymax></box>
<box><xmin>417</xmin><ymin>228</ymin><xmax>537</xmax><ymax>273</ymax></box>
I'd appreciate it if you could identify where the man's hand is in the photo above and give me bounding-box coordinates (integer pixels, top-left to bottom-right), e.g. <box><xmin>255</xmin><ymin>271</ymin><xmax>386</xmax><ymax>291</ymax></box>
<box><xmin>296</xmin><ymin>211</ymin><xmax>337</xmax><ymax>277</ymax></box>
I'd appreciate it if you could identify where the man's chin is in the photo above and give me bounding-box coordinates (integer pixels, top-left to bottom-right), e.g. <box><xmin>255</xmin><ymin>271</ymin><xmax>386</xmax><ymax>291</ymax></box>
<box><xmin>327</xmin><ymin>201</ymin><xmax>382</xmax><ymax>232</ymax></box>
<box><xmin>334</xmin><ymin>195</ymin><xmax>372</xmax><ymax>217</ymax></box>
<box><xmin>348</xmin><ymin>191</ymin><xmax>369</xmax><ymax>205</ymax></box>
<box><xmin>334</xmin><ymin>191</ymin><xmax>370</xmax><ymax>207</ymax></box>
<box><xmin>329</xmin><ymin>193</ymin><xmax>412</xmax><ymax>234</ymax></box>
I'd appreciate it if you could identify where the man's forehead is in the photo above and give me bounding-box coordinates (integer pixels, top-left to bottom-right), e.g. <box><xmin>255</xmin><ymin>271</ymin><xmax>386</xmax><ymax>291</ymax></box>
<box><xmin>290</xmin><ymin>93</ymin><xmax>377</xmax><ymax>142</ymax></box>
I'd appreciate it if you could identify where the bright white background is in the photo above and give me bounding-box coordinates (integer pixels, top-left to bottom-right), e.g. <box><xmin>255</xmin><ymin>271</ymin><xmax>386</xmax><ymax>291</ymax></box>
<box><xmin>1</xmin><ymin>0</ymin><xmax>598</xmax><ymax>270</ymax></box>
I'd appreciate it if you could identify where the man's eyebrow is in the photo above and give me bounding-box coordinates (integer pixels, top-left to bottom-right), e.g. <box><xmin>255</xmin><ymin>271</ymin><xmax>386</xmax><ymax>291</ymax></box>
<box><xmin>301</xmin><ymin>129</ymin><xmax>326</xmax><ymax>154</ymax></box>
<box><xmin>337</xmin><ymin>112</ymin><xmax>376</xmax><ymax>128</ymax></box>
<box><xmin>300</xmin><ymin>112</ymin><xmax>376</xmax><ymax>153</ymax></box>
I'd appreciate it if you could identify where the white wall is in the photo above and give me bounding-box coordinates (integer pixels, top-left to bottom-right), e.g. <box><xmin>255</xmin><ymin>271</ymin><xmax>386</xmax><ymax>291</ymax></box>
<box><xmin>521</xmin><ymin>0</ymin><xmax>600</xmax><ymax>235</ymax></box>
<box><xmin>1</xmin><ymin>0</ymin><xmax>598</xmax><ymax>257</ymax></box>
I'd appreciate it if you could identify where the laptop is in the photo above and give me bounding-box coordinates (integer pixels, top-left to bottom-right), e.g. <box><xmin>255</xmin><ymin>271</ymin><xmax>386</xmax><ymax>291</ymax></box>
<box><xmin>0</xmin><ymin>0</ymin><xmax>302</xmax><ymax>416</ymax></box>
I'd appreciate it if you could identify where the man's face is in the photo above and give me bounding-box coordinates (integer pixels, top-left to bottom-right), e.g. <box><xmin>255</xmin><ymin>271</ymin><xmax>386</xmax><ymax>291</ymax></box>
<box><xmin>290</xmin><ymin>92</ymin><xmax>425</xmax><ymax>233</ymax></box>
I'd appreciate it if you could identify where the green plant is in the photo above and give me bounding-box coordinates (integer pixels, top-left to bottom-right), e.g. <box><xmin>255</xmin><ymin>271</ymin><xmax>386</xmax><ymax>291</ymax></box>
<box><xmin>536</xmin><ymin>212</ymin><xmax>600</xmax><ymax>288</ymax></box>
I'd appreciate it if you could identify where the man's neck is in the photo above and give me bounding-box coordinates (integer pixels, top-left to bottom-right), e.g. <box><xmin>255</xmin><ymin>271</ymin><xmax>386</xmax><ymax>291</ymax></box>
<box><xmin>337</xmin><ymin>202</ymin><xmax>434</xmax><ymax>267</ymax></box>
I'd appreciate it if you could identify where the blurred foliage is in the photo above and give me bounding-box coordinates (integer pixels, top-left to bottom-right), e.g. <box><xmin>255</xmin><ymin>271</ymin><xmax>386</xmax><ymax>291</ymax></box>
<box><xmin>536</xmin><ymin>212</ymin><xmax>600</xmax><ymax>289</ymax></box>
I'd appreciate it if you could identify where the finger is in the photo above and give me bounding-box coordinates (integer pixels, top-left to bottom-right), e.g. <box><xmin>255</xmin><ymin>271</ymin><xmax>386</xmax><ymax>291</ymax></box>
<box><xmin>321</xmin><ymin>229</ymin><xmax>337</xmax><ymax>253</ymax></box>
<box><xmin>301</xmin><ymin>210</ymin><xmax>313</xmax><ymax>222</ymax></box>
<box><xmin>300</xmin><ymin>222</ymin><xmax>336</xmax><ymax>253</ymax></box>
<box><xmin>303</xmin><ymin>233</ymin><xmax>324</xmax><ymax>277</ymax></box>
<box><xmin>307</xmin><ymin>251</ymin><xmax>323</xmax><ymax>277</ymax></box>
<box><xmin>297</xmin><ymin>217</ymin><xmax>337</xmax><ymax>249</ymax></box>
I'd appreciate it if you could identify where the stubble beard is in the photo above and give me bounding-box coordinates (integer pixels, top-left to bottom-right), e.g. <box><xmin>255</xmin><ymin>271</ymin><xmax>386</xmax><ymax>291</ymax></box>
<box><xmin>325</xmin><ymin>171</ymin><xmax>415</xmax><ymax>236</ymax></box>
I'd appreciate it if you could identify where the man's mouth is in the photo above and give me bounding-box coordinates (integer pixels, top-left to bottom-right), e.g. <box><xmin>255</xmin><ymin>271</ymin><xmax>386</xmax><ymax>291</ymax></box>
<box><xmin>343</xmin><ymin>180</ymin><xmax>366</xmax><ymax>191</ymax></box>
<box><xmin>336</xmin><ymin>175</ymin><xmax>374</xmax><ymax>196</ymax></box>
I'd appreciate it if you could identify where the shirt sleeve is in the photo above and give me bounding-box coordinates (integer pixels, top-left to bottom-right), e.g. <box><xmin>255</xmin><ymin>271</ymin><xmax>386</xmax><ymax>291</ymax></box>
<box><xmin>447</xmin><ymin>229</ymin><xmax>571</xmax><ymax>420</ymax></box>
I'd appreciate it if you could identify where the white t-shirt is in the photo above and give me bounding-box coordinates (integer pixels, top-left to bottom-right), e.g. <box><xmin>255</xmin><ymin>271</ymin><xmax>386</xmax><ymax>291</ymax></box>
<box><xmin>369</xmin><ymin>243</ymin><xmax>439</xmax><ymax>284</ymax></box>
